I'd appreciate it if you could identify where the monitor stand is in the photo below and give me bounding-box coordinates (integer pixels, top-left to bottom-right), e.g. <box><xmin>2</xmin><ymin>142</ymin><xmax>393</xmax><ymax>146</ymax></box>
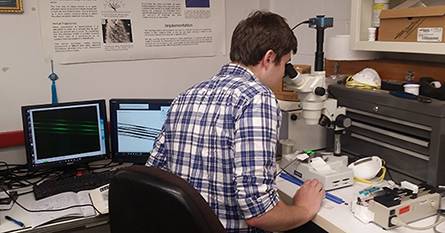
<box><xmin>58</xmin><ymin>164</ymin><xmax>90</xmax><ymax>179</ymax></box>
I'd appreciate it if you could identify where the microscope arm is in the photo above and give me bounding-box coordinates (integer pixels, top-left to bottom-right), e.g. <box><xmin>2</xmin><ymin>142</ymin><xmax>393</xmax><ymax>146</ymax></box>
<box><xmin>283</xmin><ymin>14</ymin><xmax>351</xmax><ymax>155</ymax></box>
<box><xmin>285</xmin><ymin>71</ymin><xmax>351</xmax><ymax>155</ymax></box>
<box><xmin>283</xmin><ymin>71</ymin><xmax>327</xmax><ymax>125</ymax></box>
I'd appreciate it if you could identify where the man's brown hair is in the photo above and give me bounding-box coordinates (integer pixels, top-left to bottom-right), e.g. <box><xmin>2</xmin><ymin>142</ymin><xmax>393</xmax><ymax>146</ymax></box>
<box><xmin>230</xmin><ymin>11</ymin><xmax>298</xmax><ymax>66</ymax></box>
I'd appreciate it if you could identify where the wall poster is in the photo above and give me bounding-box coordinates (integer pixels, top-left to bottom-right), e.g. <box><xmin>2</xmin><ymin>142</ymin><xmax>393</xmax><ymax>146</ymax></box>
<box><xmin>38</xmin><ymin>0</ymin><xmax>225</xmax><ymax>64</ymax></box>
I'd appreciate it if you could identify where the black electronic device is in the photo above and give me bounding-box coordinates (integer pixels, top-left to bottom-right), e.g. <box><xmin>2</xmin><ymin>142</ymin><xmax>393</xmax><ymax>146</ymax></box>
<box><xmin>285</xmin><ymin>15</ymin><xmax>334</xmax><ymax>77</ymax></box>
<box><xmin>33</xmin><ymin>170</ymin><xmax>115</xmax><ymax>200</ymax></box>
<box><xmin>21</xmin><ymin>100</ymin><xmax>109</xmax><ymax>170</ymax></box>
<box><xmin>109</xmin><ymin>99</ymin><xmax>172</xmax><ymax>164</ymax></box>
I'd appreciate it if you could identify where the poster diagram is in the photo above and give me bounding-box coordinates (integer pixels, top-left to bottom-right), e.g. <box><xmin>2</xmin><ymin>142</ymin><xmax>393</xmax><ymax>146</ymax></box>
<box><xmin>102</xmin><ymin>19</ymin><xmax>133</xmax><ymax>43</ymax></box>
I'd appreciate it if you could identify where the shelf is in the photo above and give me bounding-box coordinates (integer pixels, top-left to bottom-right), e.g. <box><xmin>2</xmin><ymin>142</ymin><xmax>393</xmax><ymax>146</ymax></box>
<box><xmin>350</xmin><ymin>0</ymin><xmax>445</xmax><ymax>54</ymax></box>
<box><xmin>353</xmin><ymin>41</ymin><xmax>445</xmax><ymax>54</ymax></box>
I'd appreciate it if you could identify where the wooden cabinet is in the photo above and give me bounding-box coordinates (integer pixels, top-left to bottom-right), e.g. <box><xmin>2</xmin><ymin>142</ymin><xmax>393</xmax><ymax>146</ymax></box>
<box><xmin>350</xmin><ymin>0</ymin><xmax>445</xmax><ymax>54</ymax></box>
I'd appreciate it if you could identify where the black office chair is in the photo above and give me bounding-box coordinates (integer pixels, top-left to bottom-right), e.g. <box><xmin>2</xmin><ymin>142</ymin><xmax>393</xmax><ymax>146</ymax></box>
<box><xmin>109</xmin><ymin>165</ymin><xmax>226</xmax><ymax>233</ymax></box>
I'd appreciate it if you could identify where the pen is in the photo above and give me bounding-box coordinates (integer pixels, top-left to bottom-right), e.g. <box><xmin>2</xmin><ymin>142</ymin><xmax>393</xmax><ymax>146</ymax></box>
<box><xmin>5</xmin><ymin>215</ymin><xmax>25</xmax><ymax>228</ymax></box>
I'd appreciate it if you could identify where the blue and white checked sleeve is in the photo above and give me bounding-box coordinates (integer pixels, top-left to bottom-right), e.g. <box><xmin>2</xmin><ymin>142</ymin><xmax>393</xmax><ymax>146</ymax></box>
<box><xmin>234</xmin><ymin>92</ymin><xmax>280</xmax><ymax>219</ymax></box>
<box><xmin>146</xmin><ymin>128</ymin><xmax>168</xmax><ymax>169</ymax></box>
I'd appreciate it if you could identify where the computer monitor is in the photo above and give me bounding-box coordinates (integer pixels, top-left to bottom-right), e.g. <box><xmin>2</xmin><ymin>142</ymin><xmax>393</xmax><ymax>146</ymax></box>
<box><xmin>109</xmin><ymin>99</ymin><xmax>172</xmax><ymax>164</ymax></box>
<box><xmin>21</xmin><ymin>100</ymin><xmax>109</xmax><ymax>170</ymax></box>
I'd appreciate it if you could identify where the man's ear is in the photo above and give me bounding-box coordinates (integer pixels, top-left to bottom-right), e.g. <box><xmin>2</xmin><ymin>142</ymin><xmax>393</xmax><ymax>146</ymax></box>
<box><xmin>261</xmin><ymin>50</ymin><xmax>276</xmax><ymax>68</ymax></box>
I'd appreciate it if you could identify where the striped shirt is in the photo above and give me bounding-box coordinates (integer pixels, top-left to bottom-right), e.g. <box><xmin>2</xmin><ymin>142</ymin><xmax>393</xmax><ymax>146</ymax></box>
<box><xmin>146</xmin><ymin>63</ymin><xmax>281</xmax><ymax>233</ymax></box>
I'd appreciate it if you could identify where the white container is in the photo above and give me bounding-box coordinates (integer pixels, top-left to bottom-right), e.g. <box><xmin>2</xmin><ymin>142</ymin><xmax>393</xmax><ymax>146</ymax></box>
<box><xmin>368</xmin><ymin>27</ymin><xmax>377</xmax><ymax>41</ymax></box>
<box><xmin>326</xmin><ymin>35</ymin><xmax>378</xmax><ymax>60</ymax></box>
<box><xmin>372</xmin><ymin>0</ymin><xmax>390</xmax><ymax>27</ymax></box>
<box><xmin>404</xmin><ymin>84</ymin><xmax>420</xmax><ymax>96</ymax></box>
<box><xmin>431</xmin><ymin>81</ymin><xmax>442</xmax><ymax>88</ymax></box>
<box><xmin>278</xmin><ymin>139</ymin><xmax>296</xmax><ymax>155</ymax></box>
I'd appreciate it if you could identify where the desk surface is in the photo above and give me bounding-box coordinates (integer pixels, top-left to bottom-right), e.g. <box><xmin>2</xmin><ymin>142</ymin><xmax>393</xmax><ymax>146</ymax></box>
<box><xmin>0</xmin><ymin>160</ymin><xmax>136</xmax><ymax>233</ymax></box>
<box><xmin>0</xmin><ymin>160</ymin><xmax>129</xmax><ymax>232</ymax></box>
<box><xmin>0</xmin><ymin>190</ymin><xmax>108</xmax><ymax>233</ymax></box>
<box><xmin>277</xmin><ymin>176</ymin><xmax>445</xmax><ymax>233</ymax></box>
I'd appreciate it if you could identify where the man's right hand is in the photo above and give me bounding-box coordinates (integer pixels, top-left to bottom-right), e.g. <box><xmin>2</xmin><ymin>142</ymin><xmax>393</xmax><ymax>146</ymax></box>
<box><xmin>245</xmin><ymin>179</ymin><xmax>325</xmax><ymax>231</ymax></box>
<box><xmin>292</xmin><ymin>179</ymin><xmax>324</xmax><ymax>220</ymax></box>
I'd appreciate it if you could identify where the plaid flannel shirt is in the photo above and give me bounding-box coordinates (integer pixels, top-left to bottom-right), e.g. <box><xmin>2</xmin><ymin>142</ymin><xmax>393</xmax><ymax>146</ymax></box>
<box><xmin>146</xmin><ymin>63</ymin><xmax>281</xmax><ymax>233</ymax></box>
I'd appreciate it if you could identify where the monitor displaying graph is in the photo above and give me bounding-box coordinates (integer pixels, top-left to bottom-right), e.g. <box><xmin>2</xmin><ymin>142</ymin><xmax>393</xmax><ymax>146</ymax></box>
<box><xmin>109</xmin><ymin>99</ymin><xmax>172</xmax><ymax>164</ymax></box>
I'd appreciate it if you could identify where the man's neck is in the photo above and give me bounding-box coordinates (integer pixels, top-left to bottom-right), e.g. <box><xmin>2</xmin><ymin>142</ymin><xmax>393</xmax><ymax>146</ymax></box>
<box><xmin>230</xmin><ymin>62</ymin><xmax>261</xmax><ymax>80</ymax></box>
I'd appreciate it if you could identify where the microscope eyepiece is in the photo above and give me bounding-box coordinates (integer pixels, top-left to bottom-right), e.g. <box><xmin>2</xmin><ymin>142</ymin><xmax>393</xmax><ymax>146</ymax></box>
<box><xmin>284</xmin><ymin>63</ymin><xmax>298</xmax><ymax>79</ymax></box>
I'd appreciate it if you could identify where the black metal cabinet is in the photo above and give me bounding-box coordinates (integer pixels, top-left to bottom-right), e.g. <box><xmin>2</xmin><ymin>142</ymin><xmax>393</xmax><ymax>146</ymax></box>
<box><xmin>329</xmin><ymin>84</ymin><xmax>445</xmax><ymax>186</ymax></box>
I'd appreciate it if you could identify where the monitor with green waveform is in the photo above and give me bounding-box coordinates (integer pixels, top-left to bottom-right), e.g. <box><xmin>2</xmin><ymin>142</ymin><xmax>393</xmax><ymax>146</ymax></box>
<box><xmin>22</xmin><ymin>100</ymin><xmax>109</xmax><ymax>169</ymax></box>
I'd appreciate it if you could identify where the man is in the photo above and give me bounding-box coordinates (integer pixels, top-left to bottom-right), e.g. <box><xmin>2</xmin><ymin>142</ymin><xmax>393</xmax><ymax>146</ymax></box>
<box><xmin>146</xmin><ymin>10</ymin><xmax>324</xmax><ymax>233</ymax></box>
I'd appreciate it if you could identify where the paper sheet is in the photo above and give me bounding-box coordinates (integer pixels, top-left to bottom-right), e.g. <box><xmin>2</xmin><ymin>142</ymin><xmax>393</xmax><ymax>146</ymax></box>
<box><xmin>30</xmin><ymin>191</ymin><xmax>95</xmax><ymax>228</ymax></box>
<box><xmin>89</xmin><ymin>184</ymin><xmax>109</xmax><ymax>214</ymax></box>
<box><xmin>310</xmin><ymin>157</ymin><xmax>335</xmax><ymax>174</ymax></box>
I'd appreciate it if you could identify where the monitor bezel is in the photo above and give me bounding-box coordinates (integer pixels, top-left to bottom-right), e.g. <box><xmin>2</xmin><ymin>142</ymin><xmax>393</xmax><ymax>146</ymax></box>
<box><xmin>21</xmin><ymin>99</ymin><xmax>110</xmax><ymax>170</ymax></box>
<box><xmin>109</xmin><ymin>98</ymin><xmax>172</xmax><ymax>164</ymax></box>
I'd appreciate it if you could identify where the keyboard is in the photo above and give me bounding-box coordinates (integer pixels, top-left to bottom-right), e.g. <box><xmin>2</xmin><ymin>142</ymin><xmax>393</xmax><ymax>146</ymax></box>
<box><xmin>33</xmin><ymin>170</ymin><xmax>116</xmax><ymax>200</ymax></box>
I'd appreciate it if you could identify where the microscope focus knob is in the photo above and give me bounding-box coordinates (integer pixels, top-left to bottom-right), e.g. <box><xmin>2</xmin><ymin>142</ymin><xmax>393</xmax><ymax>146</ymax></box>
<box><xmin>335</xmin><ymin>114</ymin><xmax>352</xmax><ymax>128</ymax></box>
<box><xmin>318</xmin><ymin>114</ymin><xmax>331</xmax><ymax>127</ymax></box>
<box><xmin>314</xmin><ymin>87</ymin><xmax>326</xmax><ymax>96</ymax></box>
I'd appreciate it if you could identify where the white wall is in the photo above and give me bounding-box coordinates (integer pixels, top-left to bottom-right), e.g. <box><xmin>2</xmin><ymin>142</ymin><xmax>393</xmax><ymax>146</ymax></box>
<box><xmin>0</xmin><ymin>0</ymin><xmax>351</xmax><ymax>164</ymax></box>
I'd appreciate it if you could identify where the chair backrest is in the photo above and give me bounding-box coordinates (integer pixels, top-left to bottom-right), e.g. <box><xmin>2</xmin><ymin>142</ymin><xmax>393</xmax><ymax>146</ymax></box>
<box><xmin>109</xmin><ymin>165</ymin><xmax>226</xmax><ymax>233</ymax></box>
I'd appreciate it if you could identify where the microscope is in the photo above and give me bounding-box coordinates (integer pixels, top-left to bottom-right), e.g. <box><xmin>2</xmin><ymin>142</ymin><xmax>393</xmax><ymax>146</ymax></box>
<box><xmin>280</xmin><ymin>16</ymin><xmax>353</xmax><ymax>191</ymax></box>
